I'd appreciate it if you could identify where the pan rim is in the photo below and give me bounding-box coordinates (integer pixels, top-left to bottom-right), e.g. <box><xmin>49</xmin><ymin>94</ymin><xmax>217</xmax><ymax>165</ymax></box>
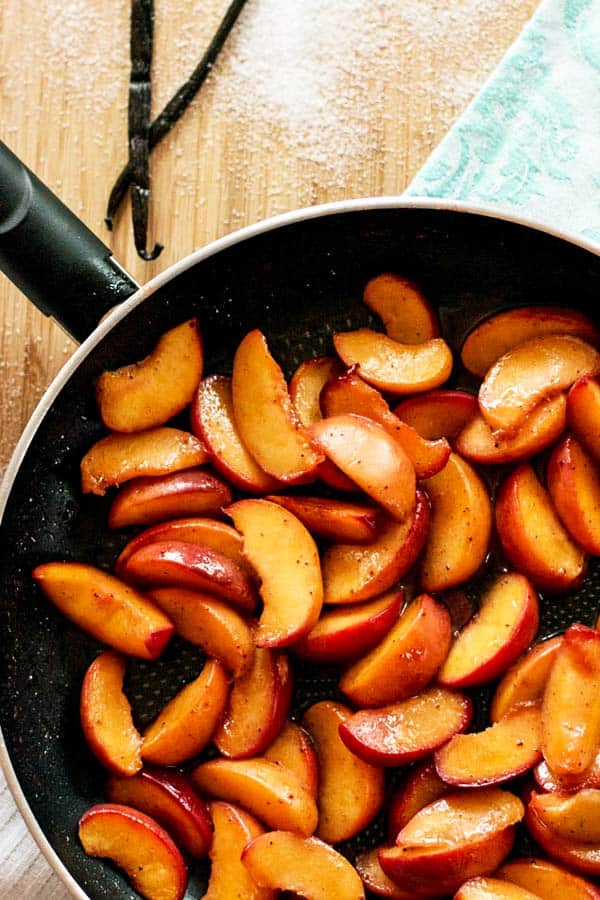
<box><xmin>1</xmin><ymin>193</ymin><xmax>600</xmax><ymax>899</ymax></box>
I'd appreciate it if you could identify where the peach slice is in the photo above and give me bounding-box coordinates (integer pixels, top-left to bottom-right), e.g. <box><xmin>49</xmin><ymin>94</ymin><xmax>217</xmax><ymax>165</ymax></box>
<box><xmin>460</xmin><ymin>306</ymin><xmax>600</xmax><ymax>378</ymax></box>
<box><xmin>320</xmin><ymin>367</ymin><xmax>450</xmax><ymax>479</ymax></box>
<box><xmin>115</xmin><ymin>517</ymin><xmax>246</xmax><ymax>575</ymax></box>
<box><xmin>333</xmin><ymin>328</ymin><xmax>453</xmax><ymax>394</ymax></box>
<box><xmin>213</xmin><ymin>648</ymin><xmax>292</xmax><ymax>759</ymax></box>
<box><xmin>478</xmin><ymin>334</ymin><xmax>600</xmax><ymax>435</ymax></box>
<box><xmin>227</xmin><ymin>498</ymin><xmax>323</xmax><ymax>647</ymax></box>
<box><xmin>568</xmin><ymin>375</ymin><xmax>600</xmax><ymax>462</ymax></box>
<box><xmin>534</xmin><ymin>747</ymin><xmax>600</xmax><ymax>794</ymax></box>
<box><xmin>435</xmin><ymin>702</ymin><xmax>542</xmax><ymax>787</ymax></box>
<box><xmin>191</xmin><ymin>374</ymin><xmax>280</xmax><ymax>493</ymax></box>
<box><xmin>108</xmin><ymin>468</ymin><xmax>232</xmax><ymax>529</ymax></box>
<box><xmin>355</xmin><ymin>848</ymin><xmax>439</xmax><ymax>899</ymax></box>
<box><xmin>362</xmin><ymin>272</ymin><xmax>440</xmax><ymax>343</ymax></box>
<box><xmin>78</xmin><ymin>803</ymin><xmax>187</xmax><ymax>900</ymax></box>
<box><xmin>263</xmin><ymin>721</ymin><xmax>319</xmax><ymax>799</ymax></box>
<box><xmin>191</xmin><ymin>758</ymin><xmax>319</xmax><ymax>836</ymax></box>
<box><xmin>495</xmin><ymin>464</ymin><xmax>586</xmax><ymax>592</ymax></box>
<box><xmin>289</xmin><ymin>355</ymin><xmax>343</xmax><ymax>426</ymax></box>
<box><xmin>301</xmin><ymin>700</ymin><xmax>385</xmax><ymax>844</ymax></box>
<box><xmin>231</xmin><ymin>329</ymin><xmax>324</xmax><ymax>483</ymax></box>
<box><xmin>119</xmin><ymin>540</ymin><xmax>256</xmax><ymax>612</ymax></box>
<box><xmin>454</xmin><ymin>877</ymin><xmax>542</xmax><ymax>899</ymax></box>
<box><xmin>95</xmin><ymin>319</ymin><xmax>203</xmax><ymax>433</ymax></box>
<box><xmin>106</xmin><ymin>768</ymin><xmax>212</xmax><ymax>859</ymax></box>
<box><xmin>548</xmin><ymin>435</ymin><xmax>600</xmax><ymax>554</ymax></box>
<box><xmin>81</xmin><ymin>427</ymin><xmax>209</xmax><ymax>496</ymax></box>
<box><xmin>438</xmin><ymin>573</ymin><xmax>539</xmax><ymax>689</ymax></box>
<box><xmin>526</xmin><ymin>793</ymin><xmax>600</xmax><ymax>876</ymax></box>
<box><xmin>264</xmin><ymin>493</ymin><xmax>380</xmax><ymax>544</ymax></box>
<box><xmin>529</xmin><ymin>789</ymin><xmax>600</xmax><ymax>843</ymax></box>
<box><xmin>242</xmin><ymin>831</ymin><xmax>366</xmax><ymax>899</ymax></box>
<box><xmin>541</xmin><ymin>624</ymin><xmax>600</xmax><ymax>779</ymax></box>
<box><xmin>80</xmin><ymin>651</ymin><xmax>142</xmax><ymax>776</ymax></box>
<box><xmin>205</xmin><ymin>801</ymin><xmax>275</xmax><ymax>900</ymax></box>
<box><xmin>32</xmin><ymin>562</ymin><xmax>173</xmax><ymax>659</ymax></box>
<box><xmin>147</xmin><ymin>587</ymin><xmax>254</xmax><ymax>678</ymax></box>
<box><xmin>455</xmin><ymin>394</ymin><xmax>567</xmax><ymax>465</ymax></box>
<box><xmin>142</xmin><ymin>658</ymin><xmax>229</xmax><ymax>765</ymax></box>
<box><xmin>322</xmin><ymin>492</ymin><xmax>429</xmax><ymax>605</ymax></box>
<box><xmin>420</xmin><ymin>452</ymin><xmax>492</xmax><ymax>593</ymax></box>
<box><xmin>394</xmin><ymin>389</ymin><xmax>478</xmax><ymax>441</ymax></box>
<box><xmin>310</xmin><ymin>414</ymin><xmax>416</xmax><ymax>522</ymax></box>
<box><xmin>339</xmin><ymin>686</ymin><xmax>472</xmax><ymax>767</ymax></box>
<box><xmin>293</xmin><ymin>590</ymin><xmax>404</xmax><ymax>664</ymax></box>
<box><xmin>339</xmin><ymin>594</ymin><xmax>452</xmax><ymax>707</ymax></box>
<box><xmin>497</xmin><ymin>855</ymin><xmax>600</xmax><ymax>899</ymax></box>
<box><xmin>490</xmin><ymin>636</ymin><xmax>562</xmax><ymax>723</ymax></box>
<box><xmin>387</xmin><ymin>760</ymin><xmax>451</xmax><ymax>839</ymax></box>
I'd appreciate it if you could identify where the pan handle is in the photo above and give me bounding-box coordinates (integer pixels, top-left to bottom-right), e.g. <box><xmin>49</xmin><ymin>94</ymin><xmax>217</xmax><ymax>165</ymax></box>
<box><xmin>0</xmin><ymin>140</ymin><xmax>139</xmax><ymax>342</ymax></box>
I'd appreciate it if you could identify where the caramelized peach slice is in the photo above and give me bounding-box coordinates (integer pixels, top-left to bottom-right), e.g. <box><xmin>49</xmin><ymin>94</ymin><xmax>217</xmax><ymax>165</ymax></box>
<box><xmin>526</xmin><ymin>793</ymin><xmax>600</xmax><ymax>876</ymax></box>
<box><xmin>355</xmin><ymin>848</ymin><xmax>438</xmax><ymax>899</ymax></box>
<box><xmin>548</xmin><ymin>435</ymin><xmax>600</xmax><ymax>554</ymax></box>
<box><xmin>148</xmin><ymin>587</ymin><xmax>254</xmax><ymax>677</ymax></box>
<box><xmin>263</xmin><ymin>722</ymin><xmax>319</xmax><ymax>799</ymax></box>
<box><xmin>32</xmin><ymin>562</ymin><xmax>173</xmax><ymax>659</ymax></box>
<box><xmin>205</xmin><ymin>801</ymin><xmax>275</xmax><ymax>900</ymax></box>
<box><xmin>320</xmin><ymin>368</ymin><xmax>450</xmax><ymax>479</ymax></box>
<box><xmin>362</xmin><ymin>273</ymin><xmax>439</xmax><ymax>343</ymax></box>
<box><xmin>142</xmin><ymin>659</ymin><xmax>229</xmax><ymax>765</ymax></box>
<box><xmin>454</xmin><ymin>877</ymin><xmax>542</xmax><ymax>899</ymax></box>
<box><xmin>289</xmin><ymin>355</ymin><xmax>342</xmax><ymax>426</ymax></box>
<box><xmin>568</xmin><ymin>375</ymin><xmax>600</xmax><ymax>461</ymax></box>
<box><xmin>420</xmin><ymin>452</ymin><xmax>492</xmax><ymax>593</ymax></box>
<box><xmin>495</xmin><ymin>465</ymin><xmax>586</xmax><ymax>592</ymax></box>
<box><xmin>302</xmin><ymin>700</ymin><xmax>385</xmax><ymax>844</ymax></box>
<box><xmin>213</xmin><ymin>648</ymin><xmax>292</xmax><ymax>759</ymax></box>
<box><xmin>293</xmin><ymin>590</ymin><xmax>404</xmax><ymax>664</ymax></box>
<box><xmin>478</xmin><ymin>334</ymin><xmax>600</xmax><ymax>435</ymax></box>
<box><xmin>264</xmin><ymin>494</ymin><xmax>380</xmax><ymax>544</ymax></box>
<box><xmin>231</xmin><ymin>329</ymin><xmax>323</xmax><ymax>483</ymax></box>
<box><xmin>456</xmin><ymin>394</ymin><xmax>567</xmax><ymax>465</ymax></box>
<box><xmin>387</xmin><ymin>760</ymin><xmax>451</xmax><ymax>839</ymax></box>
<box><xmin>79</xmin><ymin>803</ymin><xmax>187</xmax><ymax>900</ymax></box>
<box><xmin>310</xmin><ymin>414</ymin><xmax>416</xmax><ymax>522</ymax></box>
<box><xmin>394</xmin><ymin>389</ymin><xmax>478</xmax><ymax>441</ymax></box>
<box><xmin>80</xmin><ymin>651</ymin><xmax>142</xmax><ymax>776</ymax></box>
<box><xmin>333</xmin><ymin>328</ymin><xmax>452</xmax><ymax>394</ymax></box>
<box><xmin>461</xmin><ymin>306</ymin><xmax>600</xmax><ymax>378</ymax></box>
<box><xmin>242</xmin><ymin>832</ymin><xmax>366</xmax><ymax>899</ymax></box>
<box><xmin>438</xmin><ymin>573</ymin><xmax>539</xmax><ymax>689</ymax></box>
<box><xmin>191</xmin><ymin>758</ymin><xmax>318</xmax><ymax>836</ymax></box>
<box><xmin>530</xmin><ymin>789</ymin><xmax>600</xmax><ymax>843</ymax></box>
<box><xmin>106</xmin><ymin>768</ymin><xmax>212</xmax><ymax>859</ymax></box>
<box><xmin>542</xmin><ymin>624</ymin><xmax>600</xmax><ymax>779</ymax></box>
<box><xmin>498</xmin><ymin>855</ymin><xmax>600</xmax><ymax>899</ymax></box>
<box><xmin>491</xmin><ymin>636</ymin><xmax>562</xmax><ymax>722</ymax></box>
<box><xmin>81</xmin><ymin>427</ymin><xmax>209</xmax><ymax>496</ymax></box>
<box><xmin>322</xmin><ymin>492</ymin><xmax>429</xmax><ymax>604</ymax></box>
<box><xmin>191</xmin><ymin>375</ymin><xmax>280</xmax><ymax>493</ymax></box>
<box><xmin>96</xmin><ymin>319</ymin><xmax>203</xmax><ymax>432</ymax></box>
<box><xmin>339</xmin><ymin>594</ymin><xmax>452</xmax><ymax>707</ymax></box>
<box><xmin>340</xmin><ymin>686</ymin><xmax>472</xmax><ymax>767</ymax></box>
<box><xmin>108</xmin><ymin>468</ymin><xmax>232</xmax><ymax>529</ymax></box>
<box><xmin>227</xmin><ymin>498</ymin><xmax>323</xmax><ymax>647</ymax></box>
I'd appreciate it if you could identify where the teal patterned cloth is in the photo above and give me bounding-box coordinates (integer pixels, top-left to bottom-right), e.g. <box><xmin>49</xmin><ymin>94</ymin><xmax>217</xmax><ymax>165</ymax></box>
<box><xmin>407</xmin><ymin>0</ymin><xmax>600</xmax><ymax>245</ymax></box>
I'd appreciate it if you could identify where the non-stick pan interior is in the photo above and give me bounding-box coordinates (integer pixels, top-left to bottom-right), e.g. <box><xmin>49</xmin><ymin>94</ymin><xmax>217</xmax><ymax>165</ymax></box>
<box><xmin>2</xmin><ymin>206</ymin><xmax>600</xmax><ymax>898</ymax></box>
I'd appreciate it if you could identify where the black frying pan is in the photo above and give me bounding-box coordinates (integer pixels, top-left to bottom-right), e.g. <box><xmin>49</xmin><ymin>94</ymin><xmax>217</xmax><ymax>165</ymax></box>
<box><xmin>2</xmin><ymin>138</ymin><xmax>600</xmax><ymax>899</ymax></box>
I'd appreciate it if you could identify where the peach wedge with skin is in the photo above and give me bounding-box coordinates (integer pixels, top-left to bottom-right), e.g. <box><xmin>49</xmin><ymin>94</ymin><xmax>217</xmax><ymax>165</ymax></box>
<box><xmin>355</xmin><ymin>848</ymin><xmax>440</xmax><ymax>899</ymax></box>
<box><xmin>302</xmin><ymin>700</ymin><xmax>385</xmax><ymax>844</ymax></box>
<box><xmin>362</xmin><ymin>272</ymin><xmax>440</xmax><ymax>343</ymax></box>
<box><xmin>490</xmin><ymin>635</ymin><xmax>562</xmax><ymax>722</ymax></box>
<box><xmin>438</xmin><ymin>572</ymin><xmax>540</xmax><ymax>689</ymax></box>
<box><xmin>420</xmin><ymin>452</ymin><xmax>492</xmax><ymax>593</ymax></box>
<box><xmin>339</xmin><ymin>594</ymin><xmax>452</xmax><ymax>708</ymax></box>
<box><xmin>204</xmin><ymin>801</ymin><xmax>275</xmax><ymax>900</ymax></box>
<box><xmin>264</xmin><ymin>493</ymin><xmax>380</xmax><ymax>544</ymax></box>
<box><xmin>95</xmin><ymin>319</ymin><xmax>203</xmax><ymax>432</ymax></box>
<box><xmin>394</xmin><ymin>389</ymin><xmax>478</xmax><ymax>441</ymax></box>
<box><xmin>568</xmin><ymin>375</ymin><xmax>600</xmax><ymax>462</ymax></box>
<box><xmin>529</xmin><ymin>789</ymin><xmax>600</xmax><ymax>844</ymax></box>
<box><xmin>454</xmin><ymin>877</ymin><xmax>542</xmax><ymax>899</ymax></box>
<box><xmin>231</xmin><ymin>329</ymin><xmax>323</xmax><ymax>483</ymax></box>
<box><xmin>497</xmin><ymin>855</ymin><xmax>600</xmax><ymax>899</ymax></box>
<box><xmin>80</xmin><ymin>651</ymin><xmax>142</xmax><ymax>776</ymax></box>
<box><xmin>263</xmin><ymin>721</ymin><xmax>319</xmax><ymax>799</ymax></box>
<box><xmin>227</xmin><ymin>499</ymin><xmax>323</xmax><ymax>647</ymax></box>
<box><xmin>387</xmin><ymin>760</ymin><xmax>451</xmax><ymax>839</ymax></box>
<box><xmin>81</xmin><ymin>427</ymin><xmax>209</xmax><ymax>496</ymax></box>
<box><xmin>78</xmin><ymin>803</ymin><xmax>187</xmax><ymax>900</ymax></box>
<box><xmin>525</xmin><ymin>794</ymin><xmax>600</xmax><ymax>877</ymax></box>
<box><xmin>32</xmin><ymin>562</ymin><xmax>173</xmax><ymax>660</ymax></box>
<box><xmin>547</xmin><ymin>434</ymin><xmax>600</xmax><ymax>554</ymax></box>
<box><xmin>495</xmin><ymin>464</ymin><xmax>586</xmax><ymax>592</ymax></box>
<box><xmin>242</xmin><ymin>832</ymin><xmax>366</xmax><ymax>900</ymax></box>
<box><xmin>289</xmin><ymin>355</ymin><xmax>343</xmax><ymax>427</ymax></box>
<box><xmin>333</xmin><ymin>328</ymin><xmax>452</xmax><ymax>394</ymax></box>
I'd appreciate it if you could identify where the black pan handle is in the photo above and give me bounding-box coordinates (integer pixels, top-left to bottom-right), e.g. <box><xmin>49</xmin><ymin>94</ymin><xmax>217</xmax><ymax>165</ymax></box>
<box><xmin>0</xmin><ymin>140</ymin><xmax>139</xmax><ymax>343</ymax></box>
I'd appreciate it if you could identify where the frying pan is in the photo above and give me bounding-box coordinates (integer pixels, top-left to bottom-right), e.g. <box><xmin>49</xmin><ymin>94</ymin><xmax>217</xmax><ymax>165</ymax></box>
<box><xmin>2</xmin><ymin>136</ymin><xmax>600</xmax><ymax>899</ymax></box>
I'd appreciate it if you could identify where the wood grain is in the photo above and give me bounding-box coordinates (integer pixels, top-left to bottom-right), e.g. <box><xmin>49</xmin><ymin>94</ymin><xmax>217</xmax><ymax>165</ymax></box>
<box><xmin>0</xmin><ymin>0</ymin><xmax>539</xmax><ymax>474</ymax></box>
